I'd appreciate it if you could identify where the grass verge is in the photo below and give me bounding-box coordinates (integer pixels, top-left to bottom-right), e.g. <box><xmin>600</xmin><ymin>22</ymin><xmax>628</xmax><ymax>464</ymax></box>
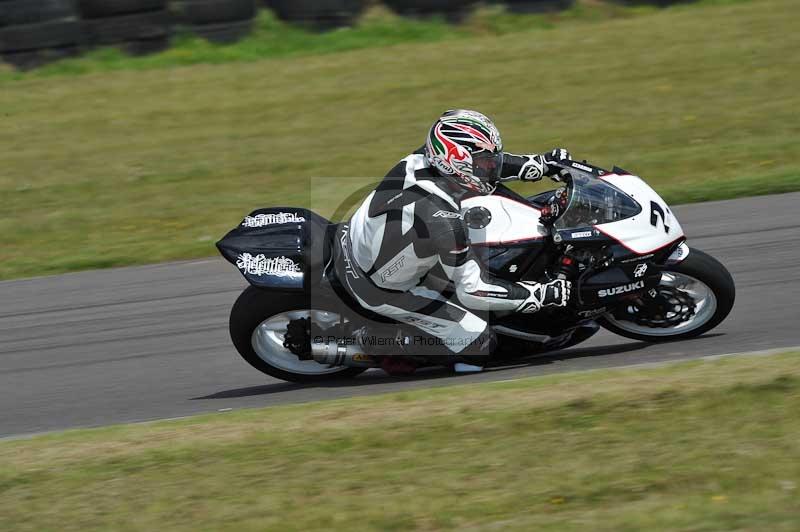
<box><xmin>0</xmin><ymin>1</ymin><xmax>722</xmax><ymax>80</ymax></box>
<box><xmin>1</xmin><ymin>351</ymin><xmax>799</xmax><ymax>531</ymax></box>
<box><xmin>0</xmin><ymin>0</ymin><xmax>797</xmax><ymax>280</ymax></box>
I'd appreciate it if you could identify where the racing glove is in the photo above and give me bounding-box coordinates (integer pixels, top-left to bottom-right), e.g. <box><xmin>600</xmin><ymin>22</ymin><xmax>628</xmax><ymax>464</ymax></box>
<box><xmin>516</xmin><ymin>279</ymin><xmax>572</xmax><ymax>314</ymax></box>
<box><xmin>517</xmin><ymin>148</ymin><xmax>572</xmax><ymax>182</ymax></box>
<box><xmin>543</xmin><ymin>148</ymin><xmax>573</xmax><ymax>181</ymax></box>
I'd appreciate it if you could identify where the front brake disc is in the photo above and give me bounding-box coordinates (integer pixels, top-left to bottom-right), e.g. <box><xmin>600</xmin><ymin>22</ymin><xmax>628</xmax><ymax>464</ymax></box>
<box><xmin>616</xmin><ymin>288</ymin><xmax>696</xmax><ymax>328</ymax></box>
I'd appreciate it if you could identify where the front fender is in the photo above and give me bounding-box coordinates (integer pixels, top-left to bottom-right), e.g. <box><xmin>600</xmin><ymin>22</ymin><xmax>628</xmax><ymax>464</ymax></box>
<box><xmin>664</xmin><ymin>241</ymin><xmax>691</xmax><ymax>265</ymax></box>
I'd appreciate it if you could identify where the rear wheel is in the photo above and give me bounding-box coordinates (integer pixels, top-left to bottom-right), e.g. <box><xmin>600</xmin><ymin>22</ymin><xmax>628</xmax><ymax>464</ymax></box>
<box><xmin>599</xmin><ymin>248</ymin><xmax>735</xmax><ymax>342</ymax></box>
<box><xmin>230</xmin><ymin>286</ymin><xmax>367</xmax><ymax>383</ymax></box>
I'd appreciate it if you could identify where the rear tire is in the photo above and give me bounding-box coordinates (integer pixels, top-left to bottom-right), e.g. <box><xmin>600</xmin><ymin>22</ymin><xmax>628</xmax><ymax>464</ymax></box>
<box><xmin>78</xmin><ymin>0</ymin><xmax>167</xmax><ymax>18</ymax></box>
<box><xmin>230</xmin><ymin>286</ymin><xmax>367</xmax><ymax>383</ymax></box>
<box><xmin>173</xmin><ymin>0</ymin><xmax>256</xmax><ymax>25</ymax></box>
<box><xmin>185</xmin><ymin>19</ymin><xmax>253</xmax><ymax>43</ymax></box>
<box><xmin>0</xmin><ymin>0</ymin><xmax>74</xmax><ymax>26</ymax></box>
<box><xmin>82</xmin><ymin>10</ymin><xmax>172</xmax><ymax>45</ymax></box>
<box><xmin>268</xmin><ymin>0</ymin><xmax>365</xmax><ymax>30</ymax></box>
<box><xmin>0</xmin><ymin>19</ymin><xmax>82</xmax><ymax>53</ymax></box>
<box><xmin>1</xmin><ymin>44</ymin><xmax>80</xmax><ymax>68</ymax></box>
<box><xmin>599</xmin><ymin>248</ymin><xmax>735</xmax><ymax>342</ymax></box>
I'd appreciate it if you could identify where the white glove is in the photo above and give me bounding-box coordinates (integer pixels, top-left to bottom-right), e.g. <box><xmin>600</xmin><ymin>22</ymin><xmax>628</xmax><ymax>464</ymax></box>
<box><xmin>517</xmin><ymin>154</ymin><xmax>548</xmax><ymax>182</ymax></box>
<box><xmin>516</xmin><ymin>279</ymin><xmax>572</xmax><ymax>314</ymax></box>
<box><xmin>543</xmin><ymin>148</ymin><xmax>573</xmax><ymax>182</ymax></box>
<box><xmin>517</xmin><ymin>148</ymin><xmax>572</xmax><ymax>182</ymax></box>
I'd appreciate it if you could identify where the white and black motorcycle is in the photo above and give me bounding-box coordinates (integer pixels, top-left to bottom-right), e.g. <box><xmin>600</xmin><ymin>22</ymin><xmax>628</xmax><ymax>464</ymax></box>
<box><xmin>217</xmin><ymin>160</ymin><xmax>735</xmax><ymax>383</ymax></box>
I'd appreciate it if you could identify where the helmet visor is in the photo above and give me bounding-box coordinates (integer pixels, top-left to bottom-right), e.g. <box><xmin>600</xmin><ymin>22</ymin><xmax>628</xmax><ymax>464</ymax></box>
<box><xmin>472</xmin><ymin>151</ymin><xmax>504</xmax><ymax>182</ymax></box>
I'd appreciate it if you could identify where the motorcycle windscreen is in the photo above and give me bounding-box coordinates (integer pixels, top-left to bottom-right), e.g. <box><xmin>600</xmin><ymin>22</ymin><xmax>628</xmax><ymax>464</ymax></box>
<box><xmin>216</xmin><ymin>208</ymin><xmax>326</xmax><ymax>291</ymax></box>
<box><xmin>554</xmin><ymin>175</ymin><xmax>641</xmax><ymax>230</ymax></box>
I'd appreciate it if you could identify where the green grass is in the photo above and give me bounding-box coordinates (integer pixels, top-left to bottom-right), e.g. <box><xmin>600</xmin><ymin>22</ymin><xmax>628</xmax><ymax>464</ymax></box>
<box><xmin>0</xmin><ymin>2</ymin><xmax>667</xmax><ymax>79</ymax></box>
<box><xmin>0</xmin><ymin>1</ymin><xmax>758</xmax><ymax>80</ymax></box>
<box><xmin>0</xmin><ymin>0</ymin><xmax>797</xmax><ymax>280</ymax></box>
<box><xmin>2</xmin><ymin>351</ymin><xmax>799</xmax><ymax>531</ymax></box>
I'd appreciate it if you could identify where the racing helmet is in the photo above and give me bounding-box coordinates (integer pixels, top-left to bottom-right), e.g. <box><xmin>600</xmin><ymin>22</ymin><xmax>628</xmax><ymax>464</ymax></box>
<box><xmin>424</xmin><ymin>109</ymin><xmax>504</xmax><ymax>195</ymax></box>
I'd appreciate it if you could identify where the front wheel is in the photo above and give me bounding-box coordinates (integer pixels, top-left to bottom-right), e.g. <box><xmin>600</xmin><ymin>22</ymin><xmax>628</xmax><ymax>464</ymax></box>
<box><xmin>598</xmin><ymin>248</ymin><xmax>735</xmax><ymax>342</ymax></box>
<box><xmin>229</xmin><ymin>286</ymin><xmax>367</xmax><ymax>383</ymax></box>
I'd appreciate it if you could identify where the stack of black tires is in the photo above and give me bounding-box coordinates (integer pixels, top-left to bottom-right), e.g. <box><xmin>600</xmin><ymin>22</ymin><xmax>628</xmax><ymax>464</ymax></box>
<box><xmin>611</xmin><ymin>0</ymin><xmax>692</xmax><ymax>5</ymax></box>
<box><xmin>382</xmin><ymin>0</ymin><xmax>474</xmax><ymax>22</ymax></box>
<box><xmin>173</xmin><ymin>0</ymin><xmax>256</xmax><ymax>43</ymax></box>
<box><xmin>501</xmin><ymin>0</ymin><xmax>575</xmax><ymax>13</ymax></box>
<box><xmin>266</xmin><ymin>0</ymin><xmax>364</xmax><ymax>30</ymax></box>
<box><xmin>0</xmin><ymin>0</ymin><xmax>83</xmax><ymax>69</ymax></box>
<box><xmin>78</xmin><ymin>0</ymin><xmax>172</xmax><ymax>55</ymax></box>
<box><xmin>2</xmin><ymin>0</ymin><xmax>693</xmax><ymax>70</ymax></box>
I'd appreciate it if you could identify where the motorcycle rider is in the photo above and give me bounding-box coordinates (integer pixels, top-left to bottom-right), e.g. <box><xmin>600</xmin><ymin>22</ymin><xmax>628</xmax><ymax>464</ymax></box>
<box><xmin>333</xmin><ymin>109</ymin><xmax>573</xmax><ymax>373</ymax></box>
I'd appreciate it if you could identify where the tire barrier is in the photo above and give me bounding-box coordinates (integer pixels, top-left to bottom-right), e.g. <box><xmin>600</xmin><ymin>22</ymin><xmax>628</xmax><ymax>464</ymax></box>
<box><xmin>501</xmin><ymin>0</ymin><xmax>575</xmax><ymax>13</ymax></box>
<box><xmin>78</xmin><ymin>0</ymin><xmax>172</xmax><ymax>55</ymax></box>
<box><xmin>267</xmin><ymin>0</ymin><xmax>366</xmax><ymax>31</ymax></box>
<box><xmin>610</xmin><ymin>0</ymin><xmax>692</xmax><ymax>6</ymax></box>
<box><xmin>0</xmin><ymin>0</ymin><xmax>74</xmax><ymax>26</ymax></box>
<box><xmin>0</xmin><ymin>0</ymin><xmax>83</xmax><ymax>69</ymax></box>
<box><xmin>383</xmin><ymin>0</ymin><xmax>476</xmax><ymax>22</ymax></box>
<box><xmin>1</xmin><ymin>1</ymin><xmax>689</xmax><ymax>70</ymax></box>
<box><xmin>78</xmin><ymin>0</ymin><xmax>167</xmax><ymax>18</ymax></box>
<box><xmin>173</xmin><ymin>0</ymin><xmax>256</xmax><ymax>43</ymax></box>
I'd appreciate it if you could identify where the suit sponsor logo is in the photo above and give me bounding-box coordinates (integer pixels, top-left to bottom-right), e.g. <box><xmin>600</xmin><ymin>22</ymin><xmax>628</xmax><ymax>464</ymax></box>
<box><xmin>380</xmin><ymin>256</ymin><xmax>406</xmax><ymax>282</ymax></box>
<box><xmin>242</xmin><ymin>212</ymin><xmax>305</xmax><ymax>227</ymax></box>
<box><xmin>433</xmin><ymin>210</ymin><xmax>462</xmax><ymax>219</ymax></box>
<box><xmin>340</xmin><ymin>228</ymin><xmax>359</xmax><ymax>279</ymax></box>
<box><xmin>578</xmin><ymin>307</ymin><xmax>607</xmax><ymax>318</ymax></box>
<box><xmin>519</xmin><ymin>302</ymin><xmax>542</xmax><ymax>314</ymax></box>
<box><xmin>598</xmin><ymin>281</ymin><xmax>644</xmax><ymax>298</ymax></box>
<box><xmin>521</xmin><ymin>163</ymin><xmax>544</xmax><ymax>180</ymax></box>
<box><xmin>386</xmin><ymin>192</ymin><xmax>403</xmax><ymax>205</ymax></box>
<box><xmin>473</xmin><ymin>290</ymin><xmax>509</xmax><ymax>299</ymax></box>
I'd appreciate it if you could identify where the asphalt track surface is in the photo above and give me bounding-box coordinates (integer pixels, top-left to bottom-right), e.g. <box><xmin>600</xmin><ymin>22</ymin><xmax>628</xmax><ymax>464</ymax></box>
<box><xmin>1</xmin><ymin>193</ymin><xmax>798</xmax><ymax>438</ymax></box>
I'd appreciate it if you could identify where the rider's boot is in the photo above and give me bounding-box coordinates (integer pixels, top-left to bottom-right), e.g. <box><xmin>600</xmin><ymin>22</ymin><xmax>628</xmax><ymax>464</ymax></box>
<box><xmin>449</xmin><ymin>328</ymin><xmax>497</xmax><ymax>374</ymax></box>
<box><xmin>453</xmin><ymin>362</ymin><xmax>484</xmax><ymax>373</ymax></box>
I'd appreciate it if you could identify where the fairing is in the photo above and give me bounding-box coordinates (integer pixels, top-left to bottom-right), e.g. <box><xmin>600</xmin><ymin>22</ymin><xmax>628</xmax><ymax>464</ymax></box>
<box><xmin>592</xmin><ymin>174</ymin><xmax>684</xmax><ymax>255</ymax></box>
<box><xmin>216</xmin><ymin>208</ymin><xmax>330</xmax><ymax>291</ymax></box>
<box><xmin>461</xmin><ymin>194</ymin><xmax>548</xmax><ymax>246</ymax></box>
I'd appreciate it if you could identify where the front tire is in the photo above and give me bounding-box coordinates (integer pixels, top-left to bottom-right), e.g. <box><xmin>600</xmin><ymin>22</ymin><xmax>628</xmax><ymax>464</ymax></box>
<box><xmin>229</xmin><ymin>286</ymin><xmax>367</xmax><ymax>383</ymax></box>
<box><xmin>599</xmin><ymin>248</ymin><xmax>735</xmax><ymax>342</ymax></box>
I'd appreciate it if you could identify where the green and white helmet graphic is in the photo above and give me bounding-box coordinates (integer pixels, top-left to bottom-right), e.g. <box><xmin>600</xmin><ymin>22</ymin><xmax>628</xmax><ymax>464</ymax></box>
<box><xmin>425</xmin><ymin>109</ymin><xmax>504</xmax><ymax>195</ymax></box>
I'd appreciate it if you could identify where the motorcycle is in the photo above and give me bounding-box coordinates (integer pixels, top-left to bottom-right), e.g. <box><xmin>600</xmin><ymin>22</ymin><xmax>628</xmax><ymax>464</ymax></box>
<box><xmin>217</xmin><ymin>160</ymin><xmax>735</xmax><ymax>383</ymax></box>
